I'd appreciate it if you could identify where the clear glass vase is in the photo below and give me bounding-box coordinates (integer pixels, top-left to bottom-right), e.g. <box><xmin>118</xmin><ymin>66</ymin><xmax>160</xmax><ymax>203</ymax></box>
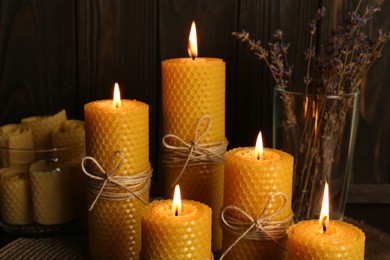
<box><xmin>273</xmin><ymin>87</ymin><xmax>360</xmax><ymax>221</ymax></box>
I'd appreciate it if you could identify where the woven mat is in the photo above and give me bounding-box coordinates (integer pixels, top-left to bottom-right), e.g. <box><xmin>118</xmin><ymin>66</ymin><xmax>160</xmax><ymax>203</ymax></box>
<box><xmin>0</xmin><ymin>218</ymin><xmax>388</xmax><ymax>259</ymax></box>
<box><xmin>346</xmin><ymin>218</ymin><xmax>390</xmax><ymax>260</ymax></box>
<box><xmin>0</xmin><ymin>234</ymin><xmax>88</xmax><ymax>259</ymax></box>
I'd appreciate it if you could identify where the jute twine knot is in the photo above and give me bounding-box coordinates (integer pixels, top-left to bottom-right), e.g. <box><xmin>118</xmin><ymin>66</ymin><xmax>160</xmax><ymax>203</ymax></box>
<box><xmin>162</xmin><ymin>115</ymin><xmax>228</xmax><ymax>187</ymax></box>
<box><xmin>81</xmin><ymin>151</ymin><xmax>152</xmax><ymax>211</ymax></box>
<box><xmin>220</xmin><ymin>192</ymin><xmax>293</xmax><ymax>259</ymax></box>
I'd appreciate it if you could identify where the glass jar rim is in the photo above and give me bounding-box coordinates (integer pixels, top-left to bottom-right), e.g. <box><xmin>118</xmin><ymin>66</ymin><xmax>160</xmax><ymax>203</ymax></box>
<box><xmin>274</xmin><ymin>87</ymin><xmax>360</xmax><ymax>99</ymax></box>
<box><xmin>0</xmin><ymin>142</ymin><xmax>85</xmax><ymax>153</ymax></box>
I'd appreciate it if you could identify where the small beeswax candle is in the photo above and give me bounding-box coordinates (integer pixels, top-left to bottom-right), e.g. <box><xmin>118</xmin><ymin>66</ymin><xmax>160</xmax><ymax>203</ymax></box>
<box><xmin>287</xmin><ymin>183</ymin><xmax>365</xmax><ymax>260</ymax></box>
<box><xmin>0</xmin><ymin>168</ymin><xmax>33</xmax><ymax>225</ymax></box>
<box><xmin>30</xmin><ymin>159</ymin><xmax>73</xmax><ymax>225</ymax></box>
<box><xmin>141</xmin><ymin>186</ymin><xmax>212</xmax><ymax>259</ymax></box>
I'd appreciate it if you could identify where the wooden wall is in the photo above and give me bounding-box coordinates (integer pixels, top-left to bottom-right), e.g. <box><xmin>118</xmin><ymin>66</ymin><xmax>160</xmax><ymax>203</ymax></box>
<box><xmin>0</xmin><ymin>0</ymin><xmax>389</xmax><ymax>207</ymax></box>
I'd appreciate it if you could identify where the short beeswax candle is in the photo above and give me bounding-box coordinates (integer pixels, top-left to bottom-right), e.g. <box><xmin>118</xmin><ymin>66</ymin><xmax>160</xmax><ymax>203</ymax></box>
<box><xmin>287</xmin><ymin>183</ymin><xmax>365</xmax><ymax>260</ymax></box>
<box><xmin>141</xmin><ymin>185</ymin><xmax>212</xmax><ymax>259</ymax></box>
<box><xmin>222</xmin><ymin>132</ymin><xmax>293</xmax><ymax>259</ymax></box>
<box><xmin>0</xmin><ymin>168</ymin><xmax>33</xmax><ymax>225</ymax></box>
<box><xmin>162</xmin><ymin>21</ymin><xmax>225</xmax><ymax>251</ymax></box>
<box><xmin>84</xmin><ymin>83</ymin><xmax>149</xmax><ymax>259</ymax></box>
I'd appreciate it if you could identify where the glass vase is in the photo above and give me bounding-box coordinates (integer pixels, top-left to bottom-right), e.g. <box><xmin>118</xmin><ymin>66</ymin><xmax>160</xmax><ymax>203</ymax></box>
<box><xmin>273</xmin><ymin>87</ymin><xmax>360</xmax><ymax>221</ymax></box>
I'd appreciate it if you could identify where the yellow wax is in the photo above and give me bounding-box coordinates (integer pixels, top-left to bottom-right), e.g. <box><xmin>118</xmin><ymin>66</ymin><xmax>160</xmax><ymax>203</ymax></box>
<box><xmin>162</xmin><ymin>57</ymin><xmax>225</xmax><ymax>251</ymax></box>
<box><xmin>51</xmin><ymin>119</ymin><xmax>86</xmax><ymax>219</ymax></box>
<box><xmin>222</xmin><ymin>147</ymin><xmax>293</xmax><ymax>259</ymax></box>
<box><xmin>0</xmin><ymin>124</ymin><xmax>34</xmax><ymax>170</ymax></box>
<box><xmin>29</xmin><ymin>159</ymin><xmax>73</xmax><ymax>225</ymax></box>
<box><xmin>287</xmin><ymin>220</ymin><xmax>365</xmax><ymax>259</ymax></box>
<box><xmin>141</xmin><ymin>199</ymin><xmax>212</xmax><ymax>260</ymax></box>
<box><xmin>84</xmin><ymin>99</ymin><xmax>149</xmax><ymax>259</ymax></box>
<box><xmin>0</xmin><ymin>168</ymin><xmax>33</xmax><ymax>225</ymax></box>
<box><xmin>21</xmin><ymin>109</ymin><xmax>67</xmax><ymax>149</ymax></box>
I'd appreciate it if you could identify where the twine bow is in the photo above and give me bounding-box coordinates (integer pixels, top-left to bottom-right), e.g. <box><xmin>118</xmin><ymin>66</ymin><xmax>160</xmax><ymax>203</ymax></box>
<box><xmin>81</xmin><ymin>151</ymin><xmax>152</xmax><ymax>210</ymax></box>
<box><xmin>220</xmin><ymin>192</ymin><xmax>293</xmax><ymax>259</ymax></box>
<box><xmin>162</xmin><ymin>115</ymin><xmax>228</xmax><ymax>187</ymax></box>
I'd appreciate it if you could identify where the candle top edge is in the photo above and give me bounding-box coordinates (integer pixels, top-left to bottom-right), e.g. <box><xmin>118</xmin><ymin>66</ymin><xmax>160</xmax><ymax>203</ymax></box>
<box><xmin>162</xmin><ymin>57</ymin><xmax>224</xmax><ymax>64</ymax></box>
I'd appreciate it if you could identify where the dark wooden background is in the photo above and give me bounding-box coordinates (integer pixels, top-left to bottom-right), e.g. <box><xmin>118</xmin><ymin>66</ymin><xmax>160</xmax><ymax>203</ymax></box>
<box><xmin>0</xmin><ymin>0</ymin><xmax>389</xmax><ymax>232</ymax></box>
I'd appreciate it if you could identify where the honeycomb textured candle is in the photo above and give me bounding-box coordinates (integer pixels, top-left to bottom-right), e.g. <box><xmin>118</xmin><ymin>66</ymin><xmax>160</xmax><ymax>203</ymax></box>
<box><xmin>30</xmin><ymin>160</ymin><xmax>73</xmax><ymax>225</ymax></box>
<box><xmin>162</xmin><ymin>57</ymin><xmax>225</xmax><ymax>251</ymax></box>
<box><xmin>0</xmin><ymin>124</ymin><xmax>34</xmax><ymax>170</ymax></box>
<box><xmin>222</xmin><ymin>147</ymin><xmax>293</xmax><ymax>259</ymax></box>
<box><xmin>287</xmin><ymin>220</ymin><xmax>365</xmax><ymax>260</ymax></box>
<box><xmin>0</xmin><ymin>168</ymin><xmax>33</xmax><ymax>225</ymax></box>
<box><xmin>84</xmin><ymin>99</ymin><xmax>149</xmax><ymax>259</ymax></box>
<box><xmin>141</xmin><ymin>199</ymin><xmax>212</xmax><ymax>260</ymax></box>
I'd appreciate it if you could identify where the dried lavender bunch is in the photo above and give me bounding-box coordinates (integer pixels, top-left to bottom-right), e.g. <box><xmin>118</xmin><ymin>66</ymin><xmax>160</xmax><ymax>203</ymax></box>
<box><xmin>232</xmin><ymin>1</ymin><xmax>390</xmax><ymax>94</ymax></box>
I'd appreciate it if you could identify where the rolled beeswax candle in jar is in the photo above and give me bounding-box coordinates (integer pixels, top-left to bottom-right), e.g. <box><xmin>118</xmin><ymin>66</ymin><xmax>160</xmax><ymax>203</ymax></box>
<box><xmin>29</xmin><ymin>159</ymin><xmax>74</xmax><ymax>225</ymax></box>
<box><xmin>52</xmin><ymin>119</ymin><xmax>86</xmax><ymax>219</ymax></box>
<box><xmin>0</xmin><ymin>124</ymin><xmax>34</xmax><ymax>170</ymax></box>
<box><xmin>222</xmin><ymin>133</ymin><xmax>293</xmax><ymax>259</ymax></box>
<box><xmin>162</xmin><ymin>21</ymin><xmax>226</xmax><ymax>251</ymax></box>
<box><xmin>141</xmin><ymin>186</ymin><xmax>212</xmax><ymax>259</ymax></box>
<box><xmin>84</xmin><ymin>84</ymin><xmax>150</xmax><ymax>259</ymax></box>
<box><xmin>21</xmin><ymin>109</ymin><xmax>67</xmax><ymax>149</ymax></box>
<box><xmin>0</xmin><ymin>168</ymin><xmax>33</xmax><ymax>225</ymax></box>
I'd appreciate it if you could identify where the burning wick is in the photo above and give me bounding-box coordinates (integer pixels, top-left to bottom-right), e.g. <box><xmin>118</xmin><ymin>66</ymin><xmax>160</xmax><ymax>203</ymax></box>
<box><xmin>321</xmin><ymin>216</ymin><xmax>327</xmax><ymax>233</ymax></box>
<box><xmin>175</xmin><ymin>208</ymin><xmax>178</xmax><ymax>217</ymax></box>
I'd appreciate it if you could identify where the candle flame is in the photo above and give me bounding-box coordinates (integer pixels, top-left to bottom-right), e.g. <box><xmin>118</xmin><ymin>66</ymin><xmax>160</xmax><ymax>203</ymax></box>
<box><xmin>319</xmin><ymin>182</ymin><xmax>330</xmax><ymax>233</ymax></box>
<box><xmin>113</xmin><ymin>82</ymin><xmax>121</xmax><ymax>108</ymax></box>
<box><xmin>254</xmin><ymin>131</ymin><xmax>264</xmax><ymax>160</ymax></box>
<box><xmin>172</xmin><ymin>184</ymin><xmax>182</xmax><ymax>216</ymax></box>
<box><xmin>187</xmin><ymin>20</ymin><xmax>198</xmax><ymax>59</ymax></box>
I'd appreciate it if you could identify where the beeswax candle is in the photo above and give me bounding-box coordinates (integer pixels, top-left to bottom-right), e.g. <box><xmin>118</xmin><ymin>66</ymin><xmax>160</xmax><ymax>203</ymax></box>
<box><xmin>30</xmin><ymin>159</ymin><xmax>73</xmax><ymax>225</ymax></box>
<box><xmin>287</xmin><ymin>182</ymin><xmax>365</xmax><ymax>259</ymax></box>
<box><xmin>222</xmin><ymin>139</ymin><xmax>293</xmax><ymax>259</ymax></box>
<box><xmin>51</xmin><ymin>119</ymin><xmax>86</xmax><ymax>219</ymax></box>
<box><xmin>0</xmin><ymin>124</ymin><xmax>34</xmax><ymax>170</ymax></box>
<box><xmin>162</xmin><ymin>21</ymin><xmax>225</xmax><ymax>251</ymax></box>
<box><xmin>84</xmin><ymin>84</ymin><xmax>149</xmax><ymax>259</ymax></box>
<box><xmin>21</xmin><ymin>109</ymin><xmax>67</xmax><ymax>149</ymax></box>
<box><xmin>141</xmin><ymin>186</ymin><xmax>212</xmax><ymax>259</ymax></box>
<box><xmin>0</xmin><ymin>168</ymin><xmax>33</xmax><ymax>225</ymax></box>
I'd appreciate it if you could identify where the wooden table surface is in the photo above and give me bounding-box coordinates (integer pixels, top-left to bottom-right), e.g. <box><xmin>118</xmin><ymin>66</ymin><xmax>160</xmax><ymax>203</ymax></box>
<box><xmin>0</xmin><ymin>218</ymin><xmax>388</xmax><ymax>259</ymax></box>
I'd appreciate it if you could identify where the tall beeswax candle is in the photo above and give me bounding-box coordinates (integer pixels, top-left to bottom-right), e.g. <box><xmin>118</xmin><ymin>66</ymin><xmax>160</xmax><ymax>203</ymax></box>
<box><xmin>287</xmin><ymin>183</ymin><xmax>365</xmax><ymax>259</ymax></box>
<box><xmin>84</xmin><ymin>84</ymin><xmax>149</xmax><ymax>259</ymax></box>
<box><xmin>222</xmin><ymin>135</ymin><xmax>293</xmax><ymax>259</ymax></box>
<box><xmin>162</xmin><ymin>21</ymin><xmax>225</xmax><ymax>251</ymax></box>
<box><xmin>141</xmin><ymin>186</ymin><xmax>212</xmax><ymax>259</ymax></box>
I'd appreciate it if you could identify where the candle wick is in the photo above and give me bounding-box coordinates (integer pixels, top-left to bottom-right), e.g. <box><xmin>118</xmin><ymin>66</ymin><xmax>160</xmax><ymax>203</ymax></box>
<box><xmin>322</xmin><ymin>216</ymin><xmax>327</xmax><ymax>233</ymax></box>
<box><xmin>192</xmin><ymin>56</ymin><xmax>195</xmax><ymax>60</ymax></box>
<box><xmin>175</xmin><ymin>209</ymin><xmax>178</xmax><ymax>216</ymax></box>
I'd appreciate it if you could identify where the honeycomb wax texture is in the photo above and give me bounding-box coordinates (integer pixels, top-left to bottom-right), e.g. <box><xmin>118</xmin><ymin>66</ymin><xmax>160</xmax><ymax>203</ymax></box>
<box><xmin>84</xmin><ymin>99</ymin><xmax>149</xmax><ymax>259</ymax></box>
<box><xmin>52</xmin><ymin>119</ymin><xmax>86</xmax><ymax>219</ymax></box>
<box><xmin>21</xmin><ymin>109</ymin><xmax>67</xmax><ymax>149</ymax></box>
<box><xmin>0</xmin><ymin>168</ymin><xmax>33</xmax><ymax>225</ymax></box>
<box><xmin>29</xmin><ymin>159</ymin><xmax>73</xmax><ymax>225</ymax></box>
<box><xmin>287</xmin><ymin>220</ymin><xmax>365</xmax><ymax>260</ymax></box>
<box><xmin>222</xmin><ymin>147</ymin><xmax>293</xmax><ymax>259</ymax></box>
<box><xmin>141</xmin><ymin>199</ymin><xmax>212</xmax><ymax>260</ymax></box>
<box><xmin>162</xmin><ymin>57</ymin><xmax>225</xmax><ymax>251</ymax></box>
<box><xmin>0</xmin><ymin>124</ymin><xmax>34</xmax><ymax>170</ymax></box>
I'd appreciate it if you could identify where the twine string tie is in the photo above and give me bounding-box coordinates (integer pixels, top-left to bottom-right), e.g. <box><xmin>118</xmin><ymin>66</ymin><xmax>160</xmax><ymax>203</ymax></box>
<box><xmin>162</xmin><ymin>115</ymin><xmax>228</xmax><ymax>187</ymax></box>
<box><xmin>220</xmin><ymin>192</ymin><xmax>293</xmax><ymax>259</ymax></box>
<box><xmin>81</xmin><ymin>151</ymin><xmax>151</xmax><ymax>210</ymax></box>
